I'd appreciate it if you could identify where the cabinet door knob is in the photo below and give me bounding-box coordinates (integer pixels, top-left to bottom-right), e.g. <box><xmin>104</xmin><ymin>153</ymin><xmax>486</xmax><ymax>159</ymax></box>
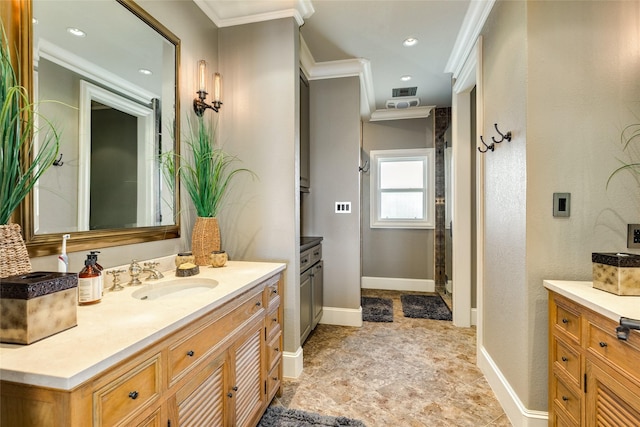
<box><xmin>187</xmin><ymin>350</ymin><xmax>195</xmax><ymax>357</ymax></box>
<box><xmin>227</xmin><ymin>392</ymin><xmax>233</xmax><ymax>398</ymax></box>
<box><xmin>271</xmin><ymin>289</ymin><xmax>278</xmax><ymax>294</ymax></box>
<box><xmin>562</xmin><ymin>318</ymin><xmax>569</xmax><ymax>324</ymax></box>
<box><xmin>562</xmin><ymin>396</ymin><xmax>569</xmax><ymax>402</ymax></box>
<box><xmin>274</xmin><ymin>347</ymin><xmax>280</xmax><ymax>352</ymax></box>
<box><xmin>272</xmin><ymin>317</ymin><xmax>278</xmax><ymax>323</ymax></box>
<box><xmin>599</xmin><ymin>341</ymin><xmax>608</xmax><ymax>348</ymax></box>
<box><xmin>232</xmin><ymin>386</ymin><xmax>239</xmax><ymax>391</ymax></box>
<box><xmin>256</xmin><ymin>301</ymin><xmax>262</xmax><ymax>307</ymax></box>
<box><xmin>129</xmin><ymin>391</ymin><xmax>139</xmax><ymax>400</ymax></box>
<box><xmin>561</xmin><ymin>356</ymin><xmax>568</xmax><ymax>362</ymax></box>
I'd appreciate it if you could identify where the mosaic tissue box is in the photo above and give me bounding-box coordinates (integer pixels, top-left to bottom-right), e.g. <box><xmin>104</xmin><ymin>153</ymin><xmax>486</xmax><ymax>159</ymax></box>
<box><xmin>592</xmin><ymin>253</ymin><xmax>640</xmax><ymax>296</ymax></box>
<box><xmin>0</xmin><ymin>272</ymin><xmax>78</xmax><ymax>344</ymax></box>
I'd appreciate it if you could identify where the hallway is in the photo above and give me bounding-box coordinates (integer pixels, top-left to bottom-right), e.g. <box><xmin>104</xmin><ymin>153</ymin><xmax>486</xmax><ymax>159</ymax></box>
<box><xmin>274</xmin><ymin>290</ymin><xmax>511</xmax><ymax>426</ymax></box>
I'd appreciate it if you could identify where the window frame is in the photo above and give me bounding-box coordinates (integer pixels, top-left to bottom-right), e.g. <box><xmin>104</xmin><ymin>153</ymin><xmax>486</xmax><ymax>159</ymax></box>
<box><xmin>369</xmin><ymin>148</ymin><xmax>435</xmax><ymax>229</ymax></box>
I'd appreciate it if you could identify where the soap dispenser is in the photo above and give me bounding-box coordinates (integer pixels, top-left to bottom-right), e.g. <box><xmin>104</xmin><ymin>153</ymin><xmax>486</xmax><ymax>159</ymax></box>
<box><xmin>88</xmin><ymin>251</ymin><xmax>104</xmax><ymax>295</ymax></box>
<box><xmin>78</xmin><ymin>255</ymin><xmax>102</xmax><ymax>305</ymax></box>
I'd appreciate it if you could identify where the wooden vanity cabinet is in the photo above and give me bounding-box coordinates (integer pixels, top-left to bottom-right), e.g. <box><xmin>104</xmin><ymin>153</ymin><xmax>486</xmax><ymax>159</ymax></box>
<box><xmin>548</xmin><ymin>291</ymin><xmax>640</xmax><ymax>426</ymax></box>
<box><xmin>1</xmin><ymin>273</ymin><xmax>283</xmax><ymax>427</ymax></box>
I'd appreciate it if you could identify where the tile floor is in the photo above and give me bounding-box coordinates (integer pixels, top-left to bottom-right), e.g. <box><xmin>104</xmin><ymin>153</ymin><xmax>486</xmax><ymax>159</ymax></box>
<box><xmin>274</xmin><ymin>289</ymin><xmax>512</xmax><ymax>426</ymax></box>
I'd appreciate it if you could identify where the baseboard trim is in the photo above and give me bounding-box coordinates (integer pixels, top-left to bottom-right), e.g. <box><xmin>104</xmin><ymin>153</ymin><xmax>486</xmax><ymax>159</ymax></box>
<box><xmin>282</xmin><ymin>346</ymin><xmax>304</xmax><ymax>379</ymax></box>
<box><xmin>319</xmin><ymin>306</ymin><xmax>363</xmax><ymax>327</ymax></box>
<box><xmin>361</xmin><ymin>276</ymin><xmax>435</xmax><ymax>293</ymax></box>
<box><xmin>477</xmin><ymin>345</ymin><xmax>548</xmax><ymax>426</ymax></box>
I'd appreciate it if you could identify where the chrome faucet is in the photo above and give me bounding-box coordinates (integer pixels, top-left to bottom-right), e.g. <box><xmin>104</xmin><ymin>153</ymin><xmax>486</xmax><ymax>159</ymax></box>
<box><xmin>142</xmin><ymin>261</ymin><xmax>164</xmax><ymax>280</ymax></box>
<box><xmin>128</xmin><ymin>260</ymin><xmax>143</xmax><ymax>286</ymax></box>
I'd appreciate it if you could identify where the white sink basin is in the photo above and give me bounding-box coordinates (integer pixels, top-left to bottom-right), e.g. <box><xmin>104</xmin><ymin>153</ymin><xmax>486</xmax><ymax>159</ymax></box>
<box><xmin>131</xmin><ymin>278</ymin><xmax>218</xmax><ymax>300</ymax></box>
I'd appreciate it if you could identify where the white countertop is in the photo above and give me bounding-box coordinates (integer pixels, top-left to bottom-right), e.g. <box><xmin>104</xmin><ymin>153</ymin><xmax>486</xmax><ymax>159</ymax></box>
<box><xmin>0</xmin><ymin>261</ymin><xmax>286</xmax><ymax>390</ymax></box>
<box><xmin>544</xmin><ymin>280</ymin><xmax>640</xmax><ymax>322</ymax></box>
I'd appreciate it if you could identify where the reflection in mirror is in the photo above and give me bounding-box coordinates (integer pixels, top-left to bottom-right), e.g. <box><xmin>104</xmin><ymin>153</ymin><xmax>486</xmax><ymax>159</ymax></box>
<box><xmin>23</xmin><ymin>0</ymin><xmax>180</xmax><ymax>256</ymax></box>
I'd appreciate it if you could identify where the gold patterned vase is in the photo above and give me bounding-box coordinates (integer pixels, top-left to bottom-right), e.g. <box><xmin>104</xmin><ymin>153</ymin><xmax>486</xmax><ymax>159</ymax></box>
<box><xmin>191</xmin><ymin>217</ymin><xmax>221</xmax><ymax>266</ymax></box>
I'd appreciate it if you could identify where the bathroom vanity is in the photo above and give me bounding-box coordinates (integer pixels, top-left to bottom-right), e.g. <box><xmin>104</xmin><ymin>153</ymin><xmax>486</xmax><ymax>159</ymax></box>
<box><xmin>545</xmin><ymin>280</ymin><xmax>640</xmax><ymax>426</ymax></box>
<box><xmin>0</xmin><ymin>261</ymin><xmax>285</xmax><ymax>427</ymax></box>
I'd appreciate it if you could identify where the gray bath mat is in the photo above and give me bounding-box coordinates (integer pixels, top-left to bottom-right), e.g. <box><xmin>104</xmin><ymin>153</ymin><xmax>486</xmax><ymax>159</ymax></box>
<box><xmin>361</xmin><ymin>296</ymin><xmax>393</xmax><ymax>322</ymax></box>
<box><xmin>258</xmin><ymin>406</ymin><xmax>366</xmax><ymax>427</ymax></box>
<box><xmin>400</xmin><ymin>294</ymin><xmax>452</xmax><ymax>321</ymax></box>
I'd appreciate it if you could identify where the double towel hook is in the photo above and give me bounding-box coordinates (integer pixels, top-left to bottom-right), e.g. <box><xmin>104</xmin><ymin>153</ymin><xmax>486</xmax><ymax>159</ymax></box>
<box><xmin>478</xmin><ymin>123</ymin><xmax>512</xmax><ymax>154</ymax></box>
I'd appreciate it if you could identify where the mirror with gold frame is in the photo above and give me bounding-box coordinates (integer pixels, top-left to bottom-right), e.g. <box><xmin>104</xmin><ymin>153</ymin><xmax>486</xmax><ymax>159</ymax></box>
<box><xmin>6</xmin><ymin>0</ymin><xmax>181</xmax><ymax>257</ymax></box>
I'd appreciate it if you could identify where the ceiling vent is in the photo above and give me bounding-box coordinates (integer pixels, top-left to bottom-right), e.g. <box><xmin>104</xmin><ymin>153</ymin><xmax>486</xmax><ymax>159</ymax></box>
<box><xmin>392</xmin><ymin>87</ymin><xmax>417</xmax><ymax>97</ymax></box>
<box><xmin>386</xmin><ymin>97</ymin><xmax>420</xmax><ymax>109</ymax></box>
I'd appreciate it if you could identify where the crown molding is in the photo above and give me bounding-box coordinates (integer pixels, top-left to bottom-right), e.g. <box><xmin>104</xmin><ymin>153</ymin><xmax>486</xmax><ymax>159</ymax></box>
<box><xmin>194</xmin><ymin>0</ymin><xmax>314</xmax><ymax>28</ymax></box>
<box><xmin>300</xmin><ymin>36</ymin><xmax>375</xmax><ymax>119</ymax></box>
<box><xmin>445</xmin><ymin>0</ymin><xmax>495</xmax><ymax>79</ymax></box>
<box><xmin>370</xmin><ymin>106</ymin><xmax>435</xmax><ymax>122</ymax></box>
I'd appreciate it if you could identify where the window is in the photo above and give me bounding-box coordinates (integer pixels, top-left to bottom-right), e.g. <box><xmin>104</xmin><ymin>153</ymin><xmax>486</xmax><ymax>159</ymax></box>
<box><xmin>370</xmin><ymin>148</ymin><xmax>434</xmax><ymax>229</ymax></box>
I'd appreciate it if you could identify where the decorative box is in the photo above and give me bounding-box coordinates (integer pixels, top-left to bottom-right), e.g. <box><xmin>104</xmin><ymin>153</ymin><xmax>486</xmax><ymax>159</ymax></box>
<box><xmin>0</xmin><ymin>272</ymin><xmax>78</xmax><ymax>344</ymax></box>
<box><xmin>592</xmin><ymin>253</ymin><xmax>640</xmax><ymax>296</ymax></box>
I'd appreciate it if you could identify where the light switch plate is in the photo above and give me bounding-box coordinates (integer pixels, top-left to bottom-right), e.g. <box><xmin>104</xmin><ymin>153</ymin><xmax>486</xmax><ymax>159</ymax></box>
<box><xmin>335</xmin><ymin>202</ymin><xmax>351</xmax><ymax>213</ymax></box>
<box><xmin>553</xmin><ymin>193</ymin><xmax>570</xmax><ymax>217</ymax></box>
<box><xmin>628</xmin><ymin>224</ymin><xmax>640</xmax><ymax>249</ymax></box>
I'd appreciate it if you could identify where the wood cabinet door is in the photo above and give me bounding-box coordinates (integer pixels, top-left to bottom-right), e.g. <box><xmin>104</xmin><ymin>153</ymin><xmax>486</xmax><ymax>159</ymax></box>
<box><xmin>229</xmin><ymin>321</ymin><xmax>265</xmax><ymax>427</ymax></box>
<box><xmin>170</xmin><ymin>351</ymin><xmax>228</xmax><ymax>427</ymax></box>
<box><xmin>586</xmin><ymin>360</ymin><xmax>640</xmax><ymax>426</ymax></box>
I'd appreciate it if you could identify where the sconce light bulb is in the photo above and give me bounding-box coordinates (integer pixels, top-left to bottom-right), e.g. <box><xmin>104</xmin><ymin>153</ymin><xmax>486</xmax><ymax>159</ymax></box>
<box><xmin>197</xmin><ymin>60</ymin><xmax>208</xmax><ymax>94</ymax></box>
<box><xmin>213</xmin><ymin>73</ymin><xmax>221</xmax><ymax>102</ymax></box>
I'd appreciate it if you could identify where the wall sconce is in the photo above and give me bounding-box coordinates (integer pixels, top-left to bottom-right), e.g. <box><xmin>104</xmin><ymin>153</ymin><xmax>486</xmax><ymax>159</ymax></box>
<box><xmin>193</xmin><ymin>59</ymin><xmax>222</xmax><ymax>116</ymax></box>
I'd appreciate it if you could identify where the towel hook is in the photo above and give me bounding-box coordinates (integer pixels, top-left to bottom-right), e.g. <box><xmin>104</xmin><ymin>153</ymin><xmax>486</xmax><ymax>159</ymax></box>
<box><xmin>52</xmin><ymin>153</ymin><xmax>64</xmax><ymax>166</ymax></box>
<box><xmin>477</xmin><ymin>136</ymin><xmax>494</xmax><ymax>153</ymax></box>
<box><xmin>491</xmin><ymin>123</ymin><xmax>512</xmax><ymax>144</ymax></box>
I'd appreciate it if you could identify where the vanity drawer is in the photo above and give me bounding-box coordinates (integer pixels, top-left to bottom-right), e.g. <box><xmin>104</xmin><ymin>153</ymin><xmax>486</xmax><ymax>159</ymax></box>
<box><xmin>265</xmin><ymin>304</ymin><xmax>280</xmax><ymax>340</ymax></box>
<box><xmin>553</xmin><ymin>338</ymin><xmax>581</xmax><ymax>386</ymax></box>
<box><xmin>309</xmin><ymin>244</ymin><xmax>322</xmax><ymax>265</ymax></box>
<box><xmin>266</xmin><ymin>331</ymin><xmax>282</xmax><ymax>372</ymax></box>
<box><xmin>300</xmin><ymin>250</ymin><xmax>312</xmax><ymax>273</ymax></box>
<box><xmin>552</xmin><ymin>375</ymin><xmax>581</xmax><ymax>425</ymax></box>
<box><xmin>169</xmin><ymin>288</ymin><xmax>264</xmax><ymax>382</ymax></box>
<box><xmin>266</xmin><ymin>361</ymin><xmax>281</xmax><ymax>401</ymax></box>
<box><xmin>94</xmin><ymin>354</ymin><xmax>161</xmax><ymax>427</ymax></box>
<box><xmin>587</xmin><ymin>318</ymin><xmax>640</xmax><ymax>383</ymax></box>
<box><xmin>264</xmin><ymin>276</ymin><xmax>280</xmax><ymax>308</ymax></box>
<box><xmin>554</xmin><ymin>300</ymin><xmax>581</xmax><ymax>343</ymax></box>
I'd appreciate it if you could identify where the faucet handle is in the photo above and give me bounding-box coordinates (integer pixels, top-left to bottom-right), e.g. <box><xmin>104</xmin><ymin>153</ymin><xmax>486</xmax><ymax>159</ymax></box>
<box><xmin>107</xmin><ymin>269</ymin><xmax>126</xmax><ymax>292</ymax></box>
<box><xmin>144</xmin><ymin>261</ymin><xmax>159</xmax><ymax>269</ymax></box>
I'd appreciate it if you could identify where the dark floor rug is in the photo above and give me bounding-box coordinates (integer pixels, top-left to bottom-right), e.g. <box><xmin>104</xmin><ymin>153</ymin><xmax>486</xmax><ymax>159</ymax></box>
<box><xmin>258</xmin><ymin>406</ymin><xmax>366</xmax><ymax>427</ymax></box>
<box><xmin>361</xmin><ymin>296</ymin><xmax>393</xmax><ymax>322</ymax></box>
<box><xmin>400</xmin><ymin>294</ymin><xmax>452</xmax><ymax>321</ymax></box>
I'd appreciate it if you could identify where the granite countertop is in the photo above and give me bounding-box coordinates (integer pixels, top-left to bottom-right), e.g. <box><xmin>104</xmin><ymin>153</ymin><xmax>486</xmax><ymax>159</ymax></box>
<box><xmin>0</xmin><ymin>261</ymin><xmax>286</xmax><ymax>390</ymax></box>
<box><xmin>543</xmin><ymin>280</ymin><xmax>640</xmax><ymax>322</ymax></box>
<box><xmin>300</xmin><ymin>236</ymin><xmax>323</xmax><ymax>252</ymax></box>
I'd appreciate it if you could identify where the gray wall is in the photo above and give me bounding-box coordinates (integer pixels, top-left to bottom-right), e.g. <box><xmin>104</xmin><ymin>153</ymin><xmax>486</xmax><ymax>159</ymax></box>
<box><xmin>361</xmin><ymin>118</ymin><xmax>435</xmax><ymax>280</ymax></box>
<box><xmin>302</xmin><ymin>77</ymin><xmax>361</xmax><ymax>310</ymax></box>
<box><xmin>481</xmin><ymin>0</ymin><xmax>640</xmax><ymax>411</ymax></box>
<box><xmin>218</xmin><ymin>19</ymin><xmax>300</xmax><ymax>352</ymax></box>
<box><xmin>31</xmin><ymin>0</ymin><xmax>218</xmax><ymax>271</ymax></box>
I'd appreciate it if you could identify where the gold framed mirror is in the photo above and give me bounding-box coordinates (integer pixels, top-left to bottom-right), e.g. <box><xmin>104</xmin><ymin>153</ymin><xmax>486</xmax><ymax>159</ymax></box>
<box><xmin>7</xmin><ymin>0</ymin><xmax>181</xmax><ymax>257</ymax></box>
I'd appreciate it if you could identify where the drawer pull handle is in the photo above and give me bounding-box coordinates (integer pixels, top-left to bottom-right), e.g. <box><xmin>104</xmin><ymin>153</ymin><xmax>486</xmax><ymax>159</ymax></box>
<box><xmin>273</xmin><ymin>317</ymin><xmax>278</xmax><ymax>322</ymax></box>
<box><xmin>561</xmin><ymin>356</ymin><xmax>568</xmax><ymax>362</ymax></box>
<box><xmin>302</xmin><ymin>259</ymin><xmax>308</xmax><ymax>264</ymax></box>
<box><xmin>256</xmin><ymin>301</ymin><xmax>262</xmax><ymax>307</ymax></box>
<box><xmin>271</xmin><ymin>289</ymin><xmax>278</xmax><ymax>294</ymax></box>
<box><xmin>314</xmin><ymin>251</ymin><xmax>319</xmax><ymax>256</ymax></box>
<box><xmin>562</xmin><ymin>318</ymin><xmax>569</xmax><ymax>324</ymax></box>
<box><xmin>129</xmin><ymin>391</ymin><xmax>139</xmax><ymax>400</ymax></box>
<box><xmin>275</xmin><ymin>347</ymin><xmax>280</xmax><ymax>352</ymax></box>
<box><xmin>273</xmin><ymin>377</ymin><xmax>279</xmax><ymax>381</ymax></box>
<box><xmin>227</xmin><ymin>392</ymin><xmax>233</xmax><ymax>398</ymax></box>
<box><xmin>599</xmin><ymin>341</ymin><xmax>608</xmax><ymax>348</ymax></box>
<box><xmin>562</xmin><ymin>396</ymin><xmax>569</xmax><ymax>402</ymax></box>
<box><xmin>232</xmin><ymin>386</ymin><xmax>238</xmax><ymax>391</ymax></box>
<box><xmin>187</xmin><ymin>350</ymin><xmax>195</xmax><ymax>357</ymax></box>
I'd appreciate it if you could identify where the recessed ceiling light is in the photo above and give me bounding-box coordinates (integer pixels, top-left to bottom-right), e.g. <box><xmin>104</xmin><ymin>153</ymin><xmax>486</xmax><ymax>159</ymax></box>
<box><xmin>67</xmin><ymin>27</ymin><xmax>86</xmax><ymax>37</ymax></box>
<box><xmin>138</xmin><ymin>68</ymin><xmax>153</xmax><ymax>76</ymax></box>
<box><xmin>401</xmin><ymin>75</ymin><xmax>412</xmax><ymax>82</ymax></box>
<box><xmin>403</xmin><ymin>37</ymin><xmax>418</xmax><ymax>47</ymax></box>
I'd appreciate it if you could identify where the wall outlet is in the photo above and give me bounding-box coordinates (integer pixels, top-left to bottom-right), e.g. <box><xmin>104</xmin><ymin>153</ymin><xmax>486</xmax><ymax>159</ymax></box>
<box><xmin>628</xmin><ymin>224</ymin><xmax>640</xmax><ymax>249</ymax></box>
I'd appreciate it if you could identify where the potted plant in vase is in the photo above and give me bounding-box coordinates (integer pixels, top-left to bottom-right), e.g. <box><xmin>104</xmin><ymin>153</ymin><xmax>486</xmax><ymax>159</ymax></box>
<box><xmin>167</xmin><ymin>115</ymin><xmax>254</xmax><ymax>265</ymax></box>
<box><xmin>1</xmin><ymin>28</ymin><xmax>60</xmax><ymax>278</ymax></box>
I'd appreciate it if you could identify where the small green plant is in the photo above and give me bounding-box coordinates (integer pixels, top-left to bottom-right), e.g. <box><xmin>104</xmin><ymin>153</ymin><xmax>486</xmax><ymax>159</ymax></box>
<box><xmin>607</xmin><ymin>123</ymin><xmax>640</xmax><ymax>191</ymax></box>
<box><xmin>165</xmin><ymin>115</ymin><xmax>254</xmax><ymax>218</ymax></box>
<box><xmin>0</xmin><ymin>26</ymin><xmax>60</xmax><ymax>224</ymax></box>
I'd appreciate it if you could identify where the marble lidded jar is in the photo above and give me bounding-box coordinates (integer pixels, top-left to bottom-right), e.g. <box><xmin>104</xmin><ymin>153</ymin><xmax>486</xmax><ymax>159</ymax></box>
<box><xmin>210</xmin><ymin>251</ymin><xmax>228</xmax><ymax>268</ymax></box>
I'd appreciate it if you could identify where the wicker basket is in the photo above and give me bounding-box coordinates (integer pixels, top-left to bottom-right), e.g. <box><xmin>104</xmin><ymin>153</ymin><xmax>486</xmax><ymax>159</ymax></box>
<box><xmin>191</xmin><ymin>217</ymin><xmax>221</xmax><ymax>266</ymax></box>
<box><xmin>0</xmin><ymin>224</ymin><xmax>32</xmax><ymax>279</ymax></box>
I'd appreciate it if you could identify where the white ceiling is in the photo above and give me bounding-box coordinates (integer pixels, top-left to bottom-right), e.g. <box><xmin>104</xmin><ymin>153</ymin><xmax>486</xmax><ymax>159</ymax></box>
<box><xmin>196</xmin><ymin>0</ymin><xmax>475</xmax><ymax>118</ymax></box>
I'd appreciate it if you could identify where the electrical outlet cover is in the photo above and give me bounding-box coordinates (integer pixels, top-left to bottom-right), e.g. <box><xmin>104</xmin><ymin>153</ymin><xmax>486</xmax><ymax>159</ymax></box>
<box><xmin>628</xmin><ymin>224</ymin><xmax>640</xmax><ymax>249</ymax></box>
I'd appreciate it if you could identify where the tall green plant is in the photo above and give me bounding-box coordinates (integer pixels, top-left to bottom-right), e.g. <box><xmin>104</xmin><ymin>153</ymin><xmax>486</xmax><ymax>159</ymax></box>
<box><xmin>177</xmin><ymin>116</ymin><xmax>254</xmax><ymax>218</ymax></box>
<box><xmin>0</xmin><ymin>27</ymin><xmax>60</xmax><ymax>224</ymax></box>
<box><xmin>607</xmin><ymin>123</ymin><xmax>640</xmax><ymax>190</ymax></box>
